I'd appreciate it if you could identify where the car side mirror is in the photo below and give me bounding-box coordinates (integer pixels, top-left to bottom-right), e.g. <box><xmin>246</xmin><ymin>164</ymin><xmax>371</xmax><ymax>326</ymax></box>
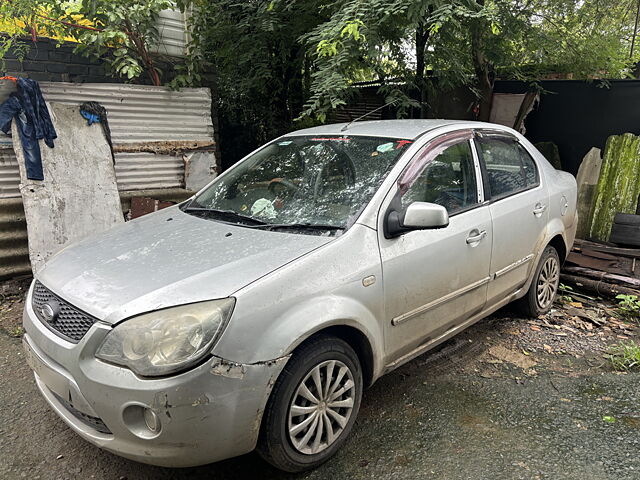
<box><xmin>403</xmin><ymin>202</ymin><xmax>449</xmax><ymax>229</ymax></box>
<box><xmin>386</xmin><ymin>202</ymin><xmax>449</xmax><ymax>237</ymax></box>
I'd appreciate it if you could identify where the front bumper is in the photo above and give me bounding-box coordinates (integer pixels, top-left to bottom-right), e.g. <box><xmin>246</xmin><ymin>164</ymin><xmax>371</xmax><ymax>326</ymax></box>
<box><xmin>22</xmin><ymin>288</ymin><xmax>288</xmax><ymax>467</ymax></box>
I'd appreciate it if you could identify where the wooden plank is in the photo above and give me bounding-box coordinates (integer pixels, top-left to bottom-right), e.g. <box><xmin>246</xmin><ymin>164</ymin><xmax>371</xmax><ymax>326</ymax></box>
<box><xmin>566</xmin><ymin>252</ymin><xmax>630</xmax><ymax>277</ymax></box>
<box><xmin>561</xmin><ymin>273</ymin><xmax>640</xmax><ymax>297</ymax></box>
<box><xmin>563</xmin><ymin>266</ymin><xmax>640</xmax><ymax>288</ymax></box>
<box><xmin>574</xmin><ymin>238</ymin><xmax>640</xmax><ymax>258</ymax></box>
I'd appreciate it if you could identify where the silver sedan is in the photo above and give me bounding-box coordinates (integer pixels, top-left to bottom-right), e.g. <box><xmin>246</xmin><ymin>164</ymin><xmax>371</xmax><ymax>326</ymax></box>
<box><xmin>22</xmin><ymin>120</ymin><xmax>577</xmax><ymax>472</ymax></box>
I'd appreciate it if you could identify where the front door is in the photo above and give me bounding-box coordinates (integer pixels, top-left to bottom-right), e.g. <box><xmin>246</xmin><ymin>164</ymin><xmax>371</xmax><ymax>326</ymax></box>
<box><xmin>379</xmin><ymin>131</ymin><xmax>493</xmax><ymax>361</ymax></box>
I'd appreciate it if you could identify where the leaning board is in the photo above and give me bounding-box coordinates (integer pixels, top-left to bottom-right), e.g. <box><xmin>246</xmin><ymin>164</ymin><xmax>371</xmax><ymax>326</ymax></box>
<box><xmin>12</xmin><ymin>102</ymin><xmax>123</xmax><ymax>273</ymax></box>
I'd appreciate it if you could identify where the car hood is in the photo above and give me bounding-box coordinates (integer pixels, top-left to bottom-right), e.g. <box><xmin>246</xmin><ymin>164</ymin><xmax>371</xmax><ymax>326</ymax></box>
<box><xmin>37</xmin><ymin>207</ymin><xmax>332</xmax><ymax>324</ymax></box>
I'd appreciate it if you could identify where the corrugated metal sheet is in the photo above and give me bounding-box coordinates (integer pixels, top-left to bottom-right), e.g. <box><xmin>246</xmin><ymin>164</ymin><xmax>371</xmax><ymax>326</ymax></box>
<box><xmin>0</xmin><ymin>148</ymin><xmax>20</xmax><ymax>198</ymax></box>
<box><xmin>0</xmin><ymin>197</ymin><xmax>30</xmax><ymax>279</ymax></box>
<box><xmin>152</xmin><ymin>9</ymin><xmax>187</xmax><ymax>57</ymax></box>
<box><xmin>114</xmin><ymin>152</ymin><xmax>184</xmax><ymax>190</ymax></box>
<box><xmin>39</xmin><ymin>83</ymin><xmax>213</xmax><ymax>143</ymax></box>
<box><xmin>0</xmin><ymin>83</ymin><xmax>213</xmax><ymax>195</ymax></box>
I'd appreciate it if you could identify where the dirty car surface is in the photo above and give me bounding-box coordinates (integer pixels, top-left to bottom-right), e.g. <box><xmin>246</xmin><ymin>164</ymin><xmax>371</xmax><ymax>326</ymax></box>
<box><xmin>22</xmin><ymin>119</ymin><xmax>577</xmax><ymax>472</ymax></box>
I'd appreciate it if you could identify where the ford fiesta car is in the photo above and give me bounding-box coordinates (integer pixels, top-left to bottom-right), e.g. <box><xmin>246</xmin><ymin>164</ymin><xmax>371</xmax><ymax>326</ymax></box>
<box><xmin>22</xmin><ymin>120</ymin><xmax>577</xmax><ymax>472</ymax></box>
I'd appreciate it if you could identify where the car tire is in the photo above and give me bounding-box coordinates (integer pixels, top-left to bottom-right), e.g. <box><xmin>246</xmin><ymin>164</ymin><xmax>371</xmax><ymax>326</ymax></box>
<box><xmin>518</xmin><ymin>245</ymin><xmax>560</xmax><ymax>317</ymax></box>
<box><xmin>257</xmin><ymin>335</ymin><xmax>363</xmax><ymax>473</ymax></box>
<box><xmin>610</xmin><ymin>223</ymin><xmax>640</xmax><ymax>247</ymax></box>
<box><xmin>613</xmin><ymin>213</ymin><xmax>640</xmax><ymax>226</ymax></box>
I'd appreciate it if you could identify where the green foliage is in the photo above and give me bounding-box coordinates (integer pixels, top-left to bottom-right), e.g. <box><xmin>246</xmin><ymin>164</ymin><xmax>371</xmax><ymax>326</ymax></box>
<box><xmin>0</xmin><ymin>0</ymin><xmax>172</xmax><ymax>84</ymax></box>
<box><xmin>615</xmin><ymin>294</ymin><xmax>640</xmax><ymax>319</ymax></box>
<box><xmin>559</xmin><ymin>282</ymin><xmax>574</xmax><ymax>302</ymax></box>
<box><xmin>172</xmin><ymin>0</ymin><xmax>640</xmax><ymax>163</ymax></box>
<box><xmin>300</xmin><ymin>0</ymin><xmax>640</xmax><ymax>119</ymax></box>
<box><xmin>177</xmin><ymin>0</ymin><xmax>331</xmax><ymax>163</ymax></box>
<box><xmin>69</xmin><ymin>0</ymin><xmax>173</xmax><ymax>84</ymax></box>
<box><xmin>607</xmin><ymin>340</ymin><xmax>640</xmax><ymax>371</ymax></box>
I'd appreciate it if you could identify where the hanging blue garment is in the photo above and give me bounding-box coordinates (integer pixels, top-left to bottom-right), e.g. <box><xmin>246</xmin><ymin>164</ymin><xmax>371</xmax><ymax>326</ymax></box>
<box><xmin>0</xmin><ymin>78</ymin><xmax>57</xmax><ymax>181</ymax></box>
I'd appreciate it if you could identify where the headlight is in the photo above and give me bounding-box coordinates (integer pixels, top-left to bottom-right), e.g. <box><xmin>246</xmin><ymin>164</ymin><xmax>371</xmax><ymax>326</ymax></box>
<box><xmin>96</xmin><ymin>298</ymin><xmax>235</xmax><ymax>377</ymax></box>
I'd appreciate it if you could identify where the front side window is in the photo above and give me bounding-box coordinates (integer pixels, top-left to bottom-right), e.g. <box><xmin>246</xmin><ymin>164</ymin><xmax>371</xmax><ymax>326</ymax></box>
<box><xmin>400</xmin><ymin>138</ymin><xmax>479</xmax><ymax>215</ymax></box>
<box><xmin>477</xmin><ymin>136</ymin><xmax>539</xmax><ymax>199</ymax></box>
<box><xmin>188</xmin><ymin>136</ymin><xmax>412</xmax><ymax>232</ymax></box>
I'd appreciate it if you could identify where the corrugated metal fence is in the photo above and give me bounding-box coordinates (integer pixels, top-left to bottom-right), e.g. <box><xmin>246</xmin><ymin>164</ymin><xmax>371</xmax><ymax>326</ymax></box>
<box><xmin>0</xmin><ymin>82</ymin><xmax>214</xmax><ymax>279</ymax></box>
<box><xmin>153</xmin><ymin>9</ymin><xmax>188</xmax><ymax>57</ymax></box>
<box><xmin>0</xmin><ymin>82</ymin><xmax>214</xmax><ymax>197</ymax></box>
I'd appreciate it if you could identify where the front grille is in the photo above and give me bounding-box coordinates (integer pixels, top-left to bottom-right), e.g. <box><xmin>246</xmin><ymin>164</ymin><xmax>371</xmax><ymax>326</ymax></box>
<box><xmin>32</xmin><ymin>281</ymin><xmax>97</xmax><ymax>343</ymax></box>
<box><xmin>53</xmin><ymin>393</ymin><xmax>112</xmax><ymax>434</ymax></box>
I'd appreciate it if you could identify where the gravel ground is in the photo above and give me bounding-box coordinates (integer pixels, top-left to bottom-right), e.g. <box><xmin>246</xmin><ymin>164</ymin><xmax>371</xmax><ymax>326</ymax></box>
<box><xmin>1</xmin><ymin>279</ymin><xmax>639</xmax><ymax>480</ymax></box>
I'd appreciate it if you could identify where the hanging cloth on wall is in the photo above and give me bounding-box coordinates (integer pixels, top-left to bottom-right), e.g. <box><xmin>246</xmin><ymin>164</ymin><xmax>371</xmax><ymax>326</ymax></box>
<box><xmin>0</xmin><ymin>77</ymin><xmax>57</xmax><ymax>181</ymax></box>
<box><xmin>80</xmin><ymin>101</ymin><xmax>114</xmax><ymax>164</ymax></box>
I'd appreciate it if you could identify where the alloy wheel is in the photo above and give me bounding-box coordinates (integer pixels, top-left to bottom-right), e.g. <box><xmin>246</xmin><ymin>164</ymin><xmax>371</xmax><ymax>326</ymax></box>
<box><xmin>536</xmin><ymin>256</ymin><xmax>559</xmax><ymax>310</ymax></box>
<box><xmin>287</xmin><ymin>360</ymin><xmax>355</xmax><ymax>455</ymax></box>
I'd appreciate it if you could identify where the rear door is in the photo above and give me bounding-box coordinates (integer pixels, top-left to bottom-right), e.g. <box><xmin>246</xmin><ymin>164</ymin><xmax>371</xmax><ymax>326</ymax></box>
<box><xmin>474</xmin><ymin>131</ymin><xmax>549</xmax><ymax>305</ymax></box>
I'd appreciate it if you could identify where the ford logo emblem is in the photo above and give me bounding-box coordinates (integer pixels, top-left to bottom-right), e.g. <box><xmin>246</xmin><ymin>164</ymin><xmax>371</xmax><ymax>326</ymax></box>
<box><xmin>40</xmin><ymin>304</ymin><xmax>56</xmax><ymax>323</ymax></box>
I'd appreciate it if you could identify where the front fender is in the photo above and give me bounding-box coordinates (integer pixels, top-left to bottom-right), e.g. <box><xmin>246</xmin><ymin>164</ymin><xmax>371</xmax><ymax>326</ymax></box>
<box><xmin>211</xmin><ymin>224</ymin><xmax>386</xmax><ymax>380</ymax></box>
<box><xmin>214</xmin><ymin>294</ymin><xmax>384</xmax><ymax>380</ymax></box>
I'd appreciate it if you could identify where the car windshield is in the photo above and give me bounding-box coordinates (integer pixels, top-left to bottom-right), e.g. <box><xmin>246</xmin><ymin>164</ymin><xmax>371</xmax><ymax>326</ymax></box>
<box><xmin>187</xmin><ymin>135</ymin><xmax>412</xmax><ymax>232</ymax></box>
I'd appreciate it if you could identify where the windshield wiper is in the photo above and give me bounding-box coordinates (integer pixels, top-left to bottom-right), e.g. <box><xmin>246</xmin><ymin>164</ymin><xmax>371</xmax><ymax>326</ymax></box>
<box><xmin>249</xmin><ymin>223</ymin><xmax>345</xmax><ymax>232</ymax></box>
<box><xmin>183</xmin><ymin>207</ymin><xmax>266</xmax><ymax>226</ymax></box>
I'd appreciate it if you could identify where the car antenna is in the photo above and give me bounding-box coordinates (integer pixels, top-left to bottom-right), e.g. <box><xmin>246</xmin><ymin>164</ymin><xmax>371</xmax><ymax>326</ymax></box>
<box><xmin>340</xmin><ymin>98</ymin><xmax>399</xmax><ymax>132</ymax></box>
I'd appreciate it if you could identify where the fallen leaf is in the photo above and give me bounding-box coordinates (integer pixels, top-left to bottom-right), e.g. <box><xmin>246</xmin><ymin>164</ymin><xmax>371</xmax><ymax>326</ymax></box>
<box><xmin>603</xmin><ymin>415</ymin><xmax>616</xmax><ymax>423</ymax></box>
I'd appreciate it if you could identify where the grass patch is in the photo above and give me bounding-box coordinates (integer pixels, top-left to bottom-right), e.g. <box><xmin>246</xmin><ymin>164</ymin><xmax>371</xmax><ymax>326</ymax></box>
<box><xmin>615</xmin><ymin>294</ymin><xmax>640</xmax><ymax>321</ymax></box>
<box><xmin>607</xmin><ymin>341</ymin><xmax>640</xmax><ymax>371</ymax></box>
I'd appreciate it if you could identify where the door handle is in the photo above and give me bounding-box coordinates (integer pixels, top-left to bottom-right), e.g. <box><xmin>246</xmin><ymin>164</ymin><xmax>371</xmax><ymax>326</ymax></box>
<box><xmin>466</xmin><ymin>230</ymin><xmax>487</xmax><ymax>244</ymax></box>
<box><xmin>533</xmin><ymin>203</ymin><xmax>547</xmax><ymax>216</ymax></box>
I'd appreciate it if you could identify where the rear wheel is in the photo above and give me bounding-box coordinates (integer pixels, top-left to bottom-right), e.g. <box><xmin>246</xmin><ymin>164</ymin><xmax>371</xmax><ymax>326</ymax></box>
<box><xmin>257</xmin><ymin>335</ymin><xmax>363</xmax><ymax>472</ymax></box>
<box><xmin>519</xmin><ymin>245</ymin><xmax>560</xmax><ymax>317</ymax></box>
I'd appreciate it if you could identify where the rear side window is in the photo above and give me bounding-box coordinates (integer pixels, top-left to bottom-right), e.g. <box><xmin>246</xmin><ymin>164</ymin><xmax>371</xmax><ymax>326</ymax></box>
<box><xmin>476</xmin><ymin>136</ymin><xmax>539</xmax><ymax>199</ymax></box>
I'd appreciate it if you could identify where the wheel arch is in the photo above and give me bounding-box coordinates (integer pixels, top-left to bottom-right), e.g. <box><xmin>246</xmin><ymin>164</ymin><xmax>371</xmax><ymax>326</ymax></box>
<box><xmin>548</xmin><ymin>233</ymin><xmax>568</xmax><ymax>263</ymax></box>
<box><xmin>519</xmin><ymin>226</ymin><xmax>568</xmax><ymax>299</ymax></box>
<box><xmin>295</xmin><ymin>325</ymin><xmax>376</xmax><ymax>388</ymax></box>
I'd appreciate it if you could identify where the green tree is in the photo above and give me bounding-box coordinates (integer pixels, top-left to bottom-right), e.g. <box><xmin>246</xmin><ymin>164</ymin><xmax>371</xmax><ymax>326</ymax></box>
<box><xmin>1</xmin><ymin>0</ymin><xmax>174</xmax><ymax>85</ymax></box>
<box><xmin>178</xmin><ymin>0</ymin><xmax>330</xmax><ymax>165</ymax></box>
<box><xmin>303</xmin><ymin>0</ymin><xmax>640</xmax><ymax>121</ymax></box>
<box><xmin>176</xmin><ymin>0</ymin><xmax>640</xmax><ymax>164</ymax></box>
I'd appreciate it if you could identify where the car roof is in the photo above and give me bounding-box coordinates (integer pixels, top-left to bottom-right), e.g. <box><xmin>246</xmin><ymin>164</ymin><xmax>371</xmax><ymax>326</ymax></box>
<box><xmin>284</xmin><ymin>119</ymin><xmax>495</xmax><ymax>140</ymax></box>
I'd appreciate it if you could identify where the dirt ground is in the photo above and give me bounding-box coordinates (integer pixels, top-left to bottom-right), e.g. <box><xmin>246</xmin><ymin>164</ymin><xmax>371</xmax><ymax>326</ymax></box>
<box><xmin>1</xmin><ymin>277</ymin><xmax>639</xmax><ymax>480</ymax></box>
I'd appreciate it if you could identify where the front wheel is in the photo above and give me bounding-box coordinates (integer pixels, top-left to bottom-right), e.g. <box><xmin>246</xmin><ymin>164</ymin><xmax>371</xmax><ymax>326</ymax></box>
<box><xmin>519</xmin><ymin>245</ymin><xmax>561</xmax><ymax>317</ymax></box>
<box><xmin>257</xmin><ymin>335</ymin><xmax>363</xmax><ymax>472</ymax></box>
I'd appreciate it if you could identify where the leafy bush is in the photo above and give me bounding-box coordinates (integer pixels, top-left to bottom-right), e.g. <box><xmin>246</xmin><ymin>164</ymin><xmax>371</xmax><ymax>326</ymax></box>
<box><xmin>616</xmin><ymin>294</ymin><xmax>640</xmax><ymax>320</ymax></box>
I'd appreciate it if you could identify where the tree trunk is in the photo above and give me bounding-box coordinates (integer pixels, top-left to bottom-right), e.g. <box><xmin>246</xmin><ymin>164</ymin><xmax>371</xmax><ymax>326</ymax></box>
<box><xmin>415</xmin><ymin>23</ymin><xmax>429</xmax><ymax>118</ymax></box>
<box><xmin>470</xmin><ymin>0</ymin><xmax>493</xmax><ymax>121</ymax></box>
